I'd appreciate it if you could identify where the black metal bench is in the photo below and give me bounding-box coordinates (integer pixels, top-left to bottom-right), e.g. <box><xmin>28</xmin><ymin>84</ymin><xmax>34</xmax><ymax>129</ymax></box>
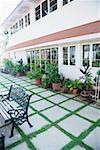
<box><xmin>0</xmin><ymin>85</ymin><xmax>32</xmax><ymax>138</ymax></box>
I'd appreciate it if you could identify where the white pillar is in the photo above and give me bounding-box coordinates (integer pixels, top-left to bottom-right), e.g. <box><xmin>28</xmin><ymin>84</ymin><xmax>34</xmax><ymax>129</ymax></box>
<box><xmin>57</xmin><ymin>0</ymin><xmax>62</xmax><ymax>10</ymax></box>
<box><xmin>90</xmin><ymin>43</ymin><xmax>92</xmax><ymax>68</ymax></box>
<box><xmin>58</xmin><ymin>45</ymin><xmax>63</xmax><ymax>73</ymax></box>
<box><xmin>76</xmin><ymin>43</ymin><xmax>82</xmax><ymax>69</ymax></box>
<box><xmin>47</xmin><ymin>0</ymin><xmax>50</xmax><ymax>14</ymax></box>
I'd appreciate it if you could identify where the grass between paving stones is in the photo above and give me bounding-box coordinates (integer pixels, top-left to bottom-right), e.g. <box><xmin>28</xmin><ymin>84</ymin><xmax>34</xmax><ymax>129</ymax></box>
<box><xmin>0</xmin><ymin>73</ymin><xmax>100</xmax><ymax>149</ymax></box>
<box><xmin>27</xmin><ymin>105</ymin><xmax>97</xmax><ymax>149</ymax></box>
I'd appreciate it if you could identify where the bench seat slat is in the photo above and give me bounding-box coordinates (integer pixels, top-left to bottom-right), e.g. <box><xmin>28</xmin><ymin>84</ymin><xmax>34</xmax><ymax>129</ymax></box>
<box><xmin>0</xmin><ymin>105</ymin><xmax>10</xmax><ymax>120</ymax></box>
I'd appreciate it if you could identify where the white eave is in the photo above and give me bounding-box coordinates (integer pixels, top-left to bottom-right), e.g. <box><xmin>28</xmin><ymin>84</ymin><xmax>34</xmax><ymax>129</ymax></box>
<box><xmin>0</xmin><ymin>0</ymin><xmax>35</xmax><ymax>29</ymax></box>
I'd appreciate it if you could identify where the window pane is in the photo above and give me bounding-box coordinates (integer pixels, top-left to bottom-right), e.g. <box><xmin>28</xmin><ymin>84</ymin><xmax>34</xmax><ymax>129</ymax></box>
<box><xmin>46</xmin><ymin>49</ymin><xmax>51</xmax><ymax>64</ymax></box>
<box><xmin>25</xmin><ymin>13</ymin><xmax>30</xmax><ymax>26</ymax></box>
<box><xmin>63</xmin><ymin>47</ymin><xmax>68</xmax><ymax>65</ymax></box>
<box><xmin>83</xmin><ymin>45</ymin><xmax>90</xmax><ymax>66</ymax></box>
<box><xmin>41</xmin><ymin>49</ymin><xmax>46</xmax><ymax>69</ymax></box>
<box><xmin>35</xmin><ymin>5</ymin><xmax>40</xmax><ymax>20</ymax></box>
<box><xmin>52</xmin><ymin>48</ymin><xmax>58</xmax><ymax>64</ymax></box>
<box><xmin>42</xmin><ymin>0</ymin><xmax>48</xmax><ymax>17</ymax></box>
<box><xmin>63</xmin><ymin>0</ymin><xmax>68</xmax><ymax>6</ymax></box>
<box><xmin>70</xmin><ymin>46</ymin><xmax>75</xmax><ymax>65</ymax></box>
<box><xmin>92</xmin><ymin>44</ymin><xmax>100</xmax><ymax>67</ymax></box>
<box><xmin>50</xmin><ymin>0</ymin><xmax>57</xmax><ymax>12</ymax></box>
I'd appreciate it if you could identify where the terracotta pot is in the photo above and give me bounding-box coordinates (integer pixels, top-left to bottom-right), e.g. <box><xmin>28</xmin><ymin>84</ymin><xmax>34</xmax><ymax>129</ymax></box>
<box><xmin>16</xmin><ymin>73</ymin><xmax>21</xmax><ymax>77</ymax></box>
<box><xmin>72</xmin><ymin>88</ymin><xmax>78</xmax><ymax>95</ymax></box>
<box><xmin>61</xmin><ymin>87</ymin><xmax>68</xmax><ymax>93</ymax></box>
<box><xmin>35</xmin><ymin>79</ymin><xmax>41</xmax><ymax>85</ymax></box>
<box><xmin>52</xmin><ymin>83</ymin><xmax>61</xmax><ymax>91</ymax></box>
<box><xmin>80</xmin><ymin>90</ymin><xmax>90</xmax><ymax>98</ymax></box>
<box><xmin>16</xmin><ymin>72</ymin><xmax>25</xmax><ymax>77</ymax></box>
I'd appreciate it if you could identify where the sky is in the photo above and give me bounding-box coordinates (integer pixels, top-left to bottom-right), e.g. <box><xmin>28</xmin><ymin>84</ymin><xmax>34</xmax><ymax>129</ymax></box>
<box><xmin>0</xmin><ymin>0</ymin><xmax>21</xmax><ymax>31</ymax></box>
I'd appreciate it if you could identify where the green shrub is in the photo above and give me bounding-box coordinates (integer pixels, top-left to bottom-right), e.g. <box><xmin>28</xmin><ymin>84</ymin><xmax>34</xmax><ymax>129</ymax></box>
<box><xmin>3</xmin><ymin>59</ymin><xmax>13</xmax><ymax>72</ymax></box>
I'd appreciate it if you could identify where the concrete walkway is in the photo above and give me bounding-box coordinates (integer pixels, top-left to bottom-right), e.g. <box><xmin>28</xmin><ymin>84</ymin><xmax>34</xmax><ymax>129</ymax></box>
<box><xmin>0</xmin><ymin>73</ymin><xmax>100</xmax><ymax>150</ymax></box>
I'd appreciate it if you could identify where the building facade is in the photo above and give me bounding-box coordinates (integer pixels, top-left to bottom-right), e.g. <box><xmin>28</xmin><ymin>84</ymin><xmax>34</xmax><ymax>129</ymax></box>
<box><xmin>1</xmin><ymin>0</ymin><xmax>100</xmax><ymax>79</ymax></box>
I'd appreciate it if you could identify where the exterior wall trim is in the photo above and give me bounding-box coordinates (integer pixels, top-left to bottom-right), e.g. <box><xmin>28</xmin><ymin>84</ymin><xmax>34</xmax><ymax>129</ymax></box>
<box><xmin>7</xmin><ymin>20</ymin><xmax>100</xmax><ymax>51</ymax></box>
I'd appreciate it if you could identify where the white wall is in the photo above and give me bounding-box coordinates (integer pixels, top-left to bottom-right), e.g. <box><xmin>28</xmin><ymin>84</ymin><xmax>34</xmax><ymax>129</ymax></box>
<box><xmin>7</xmin><ymin>0</ymin><xmax>99</xmax><ymax>47</ymax></box>
<box><xmin>58</xmin><ymin>41</ymin><xmax>100</xmax><ymax>80</ymax></box>
<box><xmin>9</xmin><ymin>50</ymin><xmax>27</xmax><ymax>64</ymax></box>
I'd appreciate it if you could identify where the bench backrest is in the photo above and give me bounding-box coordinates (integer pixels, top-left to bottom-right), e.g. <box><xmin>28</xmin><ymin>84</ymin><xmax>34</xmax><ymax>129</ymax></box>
<box><xmin>8</xmin><ymin>85</ymin><xmax>32</xmax><ymax>110</ymax></box>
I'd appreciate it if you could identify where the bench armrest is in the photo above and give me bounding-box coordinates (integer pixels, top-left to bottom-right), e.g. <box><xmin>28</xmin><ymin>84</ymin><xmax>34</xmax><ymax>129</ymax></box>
<box><xmin>8</xmin><ymin>108</ymin><xmax>25</xmax><ymax>118</ymax></box>
<box><xmin>0</xmin><ymin>95</ymin><xmax>8</xmax><ymax>101</ymax></box>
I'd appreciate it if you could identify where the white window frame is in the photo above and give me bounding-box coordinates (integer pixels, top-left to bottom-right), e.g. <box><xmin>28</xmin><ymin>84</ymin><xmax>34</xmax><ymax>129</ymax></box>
<box><xmin>63</xmin><ymin>45</ymin><xmax>76</xmax><ymax>66</ymax></box>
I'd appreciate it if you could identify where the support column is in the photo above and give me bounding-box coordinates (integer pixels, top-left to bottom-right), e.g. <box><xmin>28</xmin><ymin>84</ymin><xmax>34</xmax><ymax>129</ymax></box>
<box><xmin>58</xmin><ymin>45</ymin><xmax>63</xmax><ymax>73</ymax></box>
<box><xmin>76</xmin><ymin>43</ymin><xmax>82</xmax><ymax>69</ymax></box>
<box><xmin>57</xmin><ymin>0</ymin><xmax>63</xmax><ymax>10</ymax></box>
<box><xmin>90</xmin><ymin>43</ymin><xmax>92</xmax><ymax>68</ymax></box>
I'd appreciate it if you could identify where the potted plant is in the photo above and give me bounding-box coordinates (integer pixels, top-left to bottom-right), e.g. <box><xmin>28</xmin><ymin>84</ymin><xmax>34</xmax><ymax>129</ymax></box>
<box><xmin>62</xmin><ymin>79</ymin><xmax>71</xmax><ymax>93</ymax></box>
<box><xmin>69</xmin><ymin>80</ymin><xmax>80</xmax><ymax>95</ymax></box>
<box><xmin>46</xmin><ymin>64</ymin><xmax>61</xmax><ymax>91</ymax></box>
<box><xmin>42</xmin><ymin>75</ymin><xmax>51</xmax><ymax>88</ymax></box>
<box><xmin>52</xmin><ymin>73</ymin><xmax>61</xmax><ymax>91</ymax></box>
<box><xmin>97</xmin><ymin>69</ymin><xmax>100</xmax><ymax>76</ymax></box>
<box><xmin>14</xmin><ymin>59</ymin><xmax>25</xmax><ymax>77</ymax></box>
<box><xmin>33</xmin><ymin>68</ymin><xmax>42</xmax><ymax>85</ymax></box>
<box><xmin>14</xmin><ymin>64</ymin><xmax>24</xmax><ymax>77</ymax></box>
<box><xmin>24</xmin><ymin>64</ymin><xmax>30</xmax><ymax>75</ymax></box>
<box><xmin>3</xmin><ymin>59</ymin><xmax>13</xmax><ymax>74</ymax></box>
<box><xmin>27</xmin><ymin>71</ymin><xmax>34</xmax><ymax>80</ymax></box>
<box><xmin>80</xmin><ymin>65</ymin><xmax>92</xmax><ymax>98</ymax></box>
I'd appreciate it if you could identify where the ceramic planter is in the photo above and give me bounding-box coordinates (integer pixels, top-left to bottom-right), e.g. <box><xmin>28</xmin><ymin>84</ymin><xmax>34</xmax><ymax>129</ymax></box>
<box><xmin>35</xmin><ymin>79</ymin><xmax>41</xmax><ymax>85</ymax></box>
<box><xmin>52</xmin><ymin>83</ymin><xmax>61</xmax><ymax>91</ymax></box>
<box><xmin>72</xmin><ymin>88</ymin><xmax>78</xmax><ymax>95</ymax></box>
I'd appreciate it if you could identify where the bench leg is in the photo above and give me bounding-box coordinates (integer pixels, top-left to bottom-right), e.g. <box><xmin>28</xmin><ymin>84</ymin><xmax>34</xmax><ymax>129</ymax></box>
<box><xmin>26</xmin><ymin>116</ymin><xmax>33</xmax><ymax>128</ymax></box>
<box><xmin>9</xmin><ymin>122</ymin><xmax>15</xmax><ymax>138</ymax></box>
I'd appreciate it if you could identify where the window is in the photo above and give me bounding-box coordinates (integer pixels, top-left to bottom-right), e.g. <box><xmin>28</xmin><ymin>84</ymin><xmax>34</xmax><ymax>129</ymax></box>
<box><xmin>25</xmin><ymin>13</ymin><xmax>30</xmax><ymax>27</ymax></box>
<box><xmin>15</xmin><ymin>22</ymin><xmax>18</xmax><ymax>32</ymax></box>
<box><xmin>83</xmin><ymin>45</ymin><xmax>90</xmax><ymax>66</ymax></box>
<box><xmin>50</xmin><ymin>0</ymin><xmax>57</xmax><ymax>12</ymax></box>
<box><xmin>46</xmin><ymin>49</ymin><xmax>51</xmax><ymax>64</ymax></box>
<box><xmin>63</xmin><ymin>0</ymin><xmax>68</xmax><ymax>6</ymax></box>
<box><xmin>32</xmin><ymin>48</ymin><xmax>58</xmax><ymax>70</ymax></box>
<box><xmin>70</xmin><ymin>46</ymin><xmax>75</xmax><ymax>65</ymax></box>
<box><xmin>28</xmin><ymin>13</ymin><xmax>30</xmax><ymax>25</ymax></box>
<box><xmin>19</xmin><ymin>18</ymin><xmax>23</xmax><ymax>30</ymax></box>
<box><xmin>35</xmin><ymin>5</ymin><xmax>40</xmax><ymax>20</ymax></box>
<box><xmin>35</xmin><ymin>50</ymin><xmax>40</xmax><ymax>67</ymax></box>
<box><xmin>10</xmin><ymin>27</ymin><xmax>13</xmax><ymax>35</ymax></box>
<box><xmin>42</xmin><ymin>0</ymin><xmax>48</xmax><ymax>17</ymax></box>
<box><xmin>41</xmin><ymin>49</ymin><xmax>46</xmax><ymax>69</ymax></box>
<box><xmin>52</xmin><ymin>48</ymin><xmax>58</xmax><ymax>64</ymax></box>
<box><xmin>63</xmin><ymin>47</ymin><xmax>68</xmax><ymax>65</ymax></box>
<box><xmin>92</xmin><ymin>44</ymin><xmax>100</xmax><ymax>67</ymax></box>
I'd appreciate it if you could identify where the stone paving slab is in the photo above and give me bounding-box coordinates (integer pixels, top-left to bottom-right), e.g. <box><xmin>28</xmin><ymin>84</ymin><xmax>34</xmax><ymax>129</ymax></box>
<box><xmin>38</xmin><ymin>90</ymin><xmax>55</xmax><ymax>98</ymax></box>
<box><xmin>60</xmin><ymin>99</ymin><xmax>85</xmax><ymax>111</ymax></box>
<box><xmin>77</xmin><ymin>106</ymin><xmax>100</xmax><ymax>122</ymax></box>
<box><xmin>42</xmin><ymin>106</ymin><xmax>69</xmax><ymax>122</ymax></box>
<box><xmin>30</xmin><ymin>94</ymin><xmax>42</xmax><ymax>103</ymax></box>
<box><xmin>30</xmin><ymin>100</ymin><xmax>53</xmax><ymax>111</ymax></box>
<box><xmin>32</xmin><ymin>87</ymin><xmax>46</xmax><ymax>93</ymax></box>
<box><xmin>31</xmin><ymin>127</ymin><xmax>71</xmax><ymax>150</ymax></box>
<box><xmin>58</xmin><ymin>115</ymin><xmax>92</xmax><ymax>137</ymax></box>
<box><xmin>48</xmin><ymin>94</ymin><xmax>68</xmax><ymax>104</ymax></box>
<box><xmin>71</xmin><ymin>145</ymin><xmax>86</xmax><ymax>150</ymax></box>
<box><xmin>19</xmin><ymin>114</ymin><xmax>49</xmax><ymax>135</ymax></box>
<box><xmin>10</xmin><ymin>142</ymin><xmax>29</xmax><ymax>150</ymax></box>
<box><xmin>0</xmin><ymin>73</ymin><xmax>100</xmax><ymax>150</ymax></box>
<box><xmin>83</xmin><ymin>127</ymin><xmax>100</xmax><ymax>149</ymax></box>
<box><xmin>1</xmin><ymin>124</ymin><xmax>21</xmax><ymax>147</ymax></box>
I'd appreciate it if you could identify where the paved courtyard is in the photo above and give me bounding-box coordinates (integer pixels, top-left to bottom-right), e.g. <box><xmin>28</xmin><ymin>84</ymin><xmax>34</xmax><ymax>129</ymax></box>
<box><xmin>0</xmin><ymin>73</ymin><xmax>100</xmax><ymax>150</ymax></box>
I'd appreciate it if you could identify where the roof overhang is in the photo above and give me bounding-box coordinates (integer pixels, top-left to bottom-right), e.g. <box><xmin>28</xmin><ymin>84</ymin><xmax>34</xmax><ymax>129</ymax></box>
<box><xmin>0</xmin><ymin>0</ymin><xmax>35</xmax><ymax>30</ymax></box>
